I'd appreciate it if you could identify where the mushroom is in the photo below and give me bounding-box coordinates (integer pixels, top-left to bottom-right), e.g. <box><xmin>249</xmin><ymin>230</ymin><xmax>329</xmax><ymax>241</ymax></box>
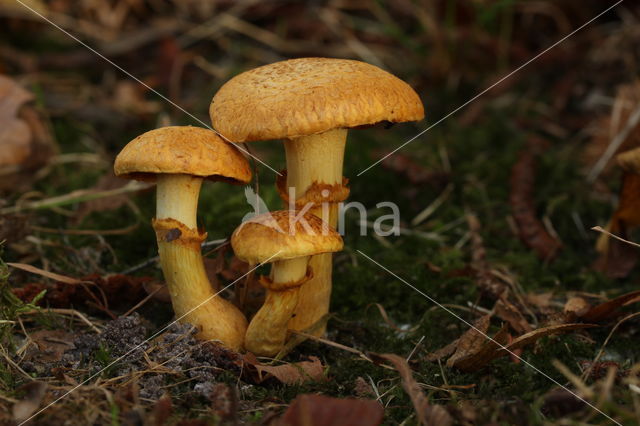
<box><xmin>114</xmin><ymin>126</ymin><xmax>251</xmax><ymax>350</ymax></box>
<box><xmin>210</xmin><ymin>58</ymin><xmax>424</xmax><ymax>333</ymax></box>
<box><xmin>230</xmin><ymin>210</ymin><xmax>343</xmax><ymax>356</ymax></box>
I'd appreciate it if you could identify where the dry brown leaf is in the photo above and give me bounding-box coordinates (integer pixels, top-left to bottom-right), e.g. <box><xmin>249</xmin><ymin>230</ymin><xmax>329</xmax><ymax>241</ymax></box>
<box><xmin>494</xmin><ymin>299</ymin><xmax>533</xmax><ymax>334</ymax></box>
<box><xmin>493</xmin><ymin>324</ymin><xmax>596</xmax><ymax>358</ymax></box>
<box><xmin>425</xmin><ymin>338</ymin><xmax>459</xmax><ymax>362</ymax></box>
<box><xmin>26</xmin><ymin>330</ymin><xmax>75</xmax><ymax>363</ymax></box>
<box><xmin>243</xmin><ymin>354</ymin><xmax>327</xmax><ymax>385</ymax></box>
<box><xmin>12</xmin><ymin>381</ymin><xmax>47</xmax><ymax>423</ymax></box>
<box><xmin>448</xmin><ymin>324</ymin><xmax>510</xmax><ymax>372</ymax></box>
<box><xmin>278</xmin><ymin>394</ymin><xmax>384</xmax><ymax>426</ymax></box>
<box><xmin>438</xmin><ymin>317</ymin><xmax>594</xmax><ymax>372</ymax></box>
<box><xmin>446</xmin><ymin>315</ymin><xmax>491</xmax><ymax>367</ymax></box>
<box><xmin>373</xmin><ymin>353</ymin><xmax>452</xmax><ymax>426</ymax></box>
<box><xmin>0</xmin><ymin>74</ymin><xmax>55</xmax><ymax>193</ymax></box>
<box><xmin>580</xmin><ymin>290</ymin><xmax>640</xmax><ymax>323</ymax></box>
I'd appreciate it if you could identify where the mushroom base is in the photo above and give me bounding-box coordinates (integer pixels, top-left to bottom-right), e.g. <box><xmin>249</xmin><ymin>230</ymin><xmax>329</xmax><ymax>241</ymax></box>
<box><xmin>154</xmin><ymin>219</ymin><xmax>247</xmax><ymax>350</ymax></box>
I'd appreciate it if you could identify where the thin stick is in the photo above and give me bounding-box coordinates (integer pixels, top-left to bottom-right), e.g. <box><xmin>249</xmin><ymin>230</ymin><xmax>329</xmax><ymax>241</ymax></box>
<box><xmin>591</xmin><ymin>226</ymin><xmax>640</xmax><ymax>249</ymax></box>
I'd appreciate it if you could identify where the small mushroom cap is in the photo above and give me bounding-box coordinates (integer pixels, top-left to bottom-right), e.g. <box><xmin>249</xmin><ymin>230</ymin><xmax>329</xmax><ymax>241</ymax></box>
<box><xmin>617</xmin><ymin>147</ymin><xmax>640</xmax><ymax>173</ymax></box>
<box><xmin>114</xmin><ymin>126</ymin><xmax>252</xmax><ymax>183</ymax></box>
<box><xmin>210</xmin><ymin>58</ymin><xmax>424</xmax><ymax>142</ymax></box>
<box><xmin>231</xmin><ymin>210</ymin><xmax>343</xmax><ymax>264</ymax></box>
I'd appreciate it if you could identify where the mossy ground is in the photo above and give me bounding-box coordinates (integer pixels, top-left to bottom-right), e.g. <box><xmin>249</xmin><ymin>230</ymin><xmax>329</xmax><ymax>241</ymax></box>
<box><xmin>1</xmin><ymin>2</ymin><xmax>639</xmax><ymax>425</ymax></box>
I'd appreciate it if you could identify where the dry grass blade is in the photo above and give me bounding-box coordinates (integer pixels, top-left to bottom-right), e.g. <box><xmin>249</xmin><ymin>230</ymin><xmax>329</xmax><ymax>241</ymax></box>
<box><xmin>7</xmin><ymin>262</ymin><xmax>89</xmax><ymax>285</ymax></box>
<box><xmin>592</xmin><ymin>226</ymin><xmax>640</xmax><ymax>249</ymax></box>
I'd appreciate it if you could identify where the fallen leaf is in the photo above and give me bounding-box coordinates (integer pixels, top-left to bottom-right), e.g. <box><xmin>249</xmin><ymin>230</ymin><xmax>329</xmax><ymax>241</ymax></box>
<box><xmin>448</xmin><ymin>324</ymin><xmax>510</xmax><ymax>372</ymax></box>
<box><xmin>372</xmin><ymin>353</ymin><xmax>452</xmax><ymax>426</ymax></box>
<box><xmin>493</xmin><ymin>324</ymin><xmax>596</xmax><ymax>358</ymax></box>
<box><xmin>509</xmin><ymin>137</ymin><xmax>562</xmax><ymax>260</ymax></box>
<box><xmin>13</xmin><ymin>274</ymin><xmax>152</xmax><ymax>315</ymax></box>
<box><xmin>0</xmin><ymin>74</ymin><xmax>55</xmax><ymax>193</ymax></box>
<box><xmin>278</xmin><ymin>394</ymin><xmax>384</xmax><ymax>426</ymax></box>
<box><xmin>434</xmin><ymin>317</ymin><xmax>594</xmax><ymax>372</ymax></box>
<box><xmin>425</xmin><ymin>338</ymin><xmax>459</xmax><ymax>362</ymax></box>
<box><xmin>26</xmin><ymin>330</ymin><xmax>75</xmax><ymax>363</ymax></box>
<box><xmin>12</xmin><ymin>381</ymin><xmax>47</xmax><ymax>423</ymax></box>
<box><xmin>580</xmin><ymin>290</ymin><xmax>640</xmax><ymax>323</ymax></box>
<box><xmin>446</xmin><ymin>315</ymin><xmax>492</xmax><ymax>367</ymax></box>
<box><xmin>242</xmin><ymin>354</ymin><xmax>327</xmax><ymax>385</ymax></box>
<box><xmin>494</xmin><ymin>299</ymin><xmax>533</xmax><ymax>334</ymax></box>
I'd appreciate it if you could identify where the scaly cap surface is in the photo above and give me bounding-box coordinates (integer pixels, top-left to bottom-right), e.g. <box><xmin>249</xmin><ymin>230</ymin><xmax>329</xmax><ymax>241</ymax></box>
<box><xmin>114</xmin><ymin>126</ymin><xmax>251</xmax><ymax>183</ymax></box>
<box><xmin>210</xmin><ymin>58</ymin><xmax>424</xmax><ymax>142</ymax></box>
<box><xmin>231</xmin><ymin>210</ymin><xmax>343</xmax><ymax>264</ymax></box>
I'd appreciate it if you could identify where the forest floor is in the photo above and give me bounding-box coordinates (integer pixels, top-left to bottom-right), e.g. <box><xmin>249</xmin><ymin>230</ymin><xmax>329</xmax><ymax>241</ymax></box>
<box><xmin>1</xmin><ymin>1</ymin><xmax>640</xmax><ymax>425</ymax></box>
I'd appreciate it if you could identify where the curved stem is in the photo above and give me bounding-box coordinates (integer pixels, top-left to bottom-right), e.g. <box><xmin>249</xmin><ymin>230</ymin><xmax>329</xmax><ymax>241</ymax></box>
<box><xmin>283</xmin><ymin>129</ymin><xmax>347</xmax><ymax>334</ymax></box>
<box><xmin>155</xmin><ymin>174</ymin><xmax>247</xmax><ymax>350</ymax></box>
<box><xmin>245</xmin><ymin>256</ymin><xmax>309</xmax><ymax>356</ymax></box>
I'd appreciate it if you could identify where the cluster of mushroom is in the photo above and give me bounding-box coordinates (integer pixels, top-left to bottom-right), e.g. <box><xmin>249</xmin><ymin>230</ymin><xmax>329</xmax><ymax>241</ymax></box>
<box><xmin>114</xmin><ymin>58</ymin><xmax>424</xmax><ymax>356</ymax></box>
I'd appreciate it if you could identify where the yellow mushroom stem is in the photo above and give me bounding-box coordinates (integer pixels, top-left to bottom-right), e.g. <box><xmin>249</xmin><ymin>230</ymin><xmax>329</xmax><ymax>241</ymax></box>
<box><xmin>245</xmin><ymin>256</ymin><xmax>311</xmax><ymax>356</ymax></box>
<box><xmin>154</xmin><ymin>174</ymin><xmax>247</xmax><ymax>350</ymax></box>
<box><xmin>282</xmin><ymin>128</ymin><xmax>347</xmax><ymax>334</ymax></box>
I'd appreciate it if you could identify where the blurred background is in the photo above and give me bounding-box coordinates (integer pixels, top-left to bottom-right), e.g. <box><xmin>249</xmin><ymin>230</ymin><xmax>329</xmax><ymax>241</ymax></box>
<box><xmin>2</xmin><ymin>1</ymin><xmax>640</xmax><ymax>425</ymax></box>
